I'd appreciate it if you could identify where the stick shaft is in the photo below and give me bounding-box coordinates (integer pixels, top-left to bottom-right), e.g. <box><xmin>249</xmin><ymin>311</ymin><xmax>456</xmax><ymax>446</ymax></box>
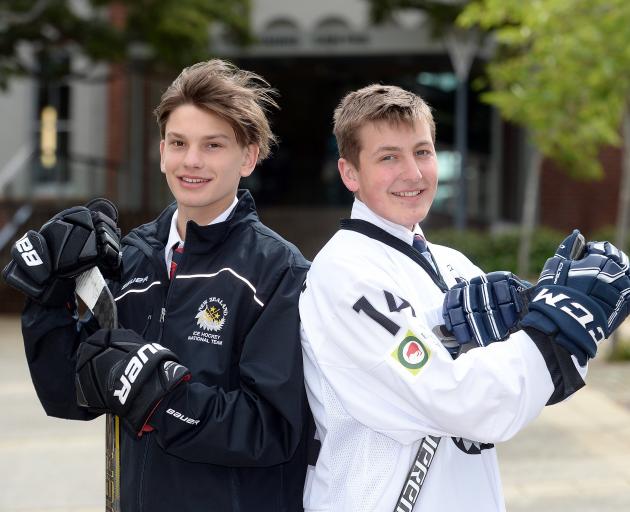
<box><xmin>75</xmin><ymin>267</ymin><xmax>120</xmax><ymax>512</ymax></box>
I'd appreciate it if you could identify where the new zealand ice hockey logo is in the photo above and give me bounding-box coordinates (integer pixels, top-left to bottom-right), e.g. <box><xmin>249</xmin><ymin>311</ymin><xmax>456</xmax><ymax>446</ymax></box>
<box><xmin>195</xmin><ymin>297</ymin><xmax>229</xmax><ymax>332</ymax></box>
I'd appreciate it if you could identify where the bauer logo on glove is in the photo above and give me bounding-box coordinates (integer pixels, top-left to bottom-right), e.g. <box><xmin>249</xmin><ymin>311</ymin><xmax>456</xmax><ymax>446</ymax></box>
<box><xmin>14</xmin><ymin>233</ymin><xmax>44</xmax><ymax>267</ymax></box>
<box><xmin>114</xmin><ymin>342</ymin><xmax>174</xmax><ymax>405</ymax></box>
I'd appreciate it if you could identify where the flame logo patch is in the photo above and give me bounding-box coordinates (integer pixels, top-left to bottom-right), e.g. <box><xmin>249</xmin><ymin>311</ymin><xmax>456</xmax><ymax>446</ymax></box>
<box><xmin>389</xmin><ymin>330</ymin><xmax>431</xmax><ymax>377</ymax></box>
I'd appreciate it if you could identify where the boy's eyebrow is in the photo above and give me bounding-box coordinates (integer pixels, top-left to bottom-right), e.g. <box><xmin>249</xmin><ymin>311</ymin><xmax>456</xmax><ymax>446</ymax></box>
<box><xmin>373</xmin><ymin>145</ymin><xmax>402</xmax><ymax>154</ymax></box>
<box><xmin>372</xmin><ymin>140</ymin><xmax>433</xmax><ymax>155</ymax></box>
<box><xmin>165</xmin><ymin>131</ymin><xmax>231</xmax><ymax>140</ymax></box>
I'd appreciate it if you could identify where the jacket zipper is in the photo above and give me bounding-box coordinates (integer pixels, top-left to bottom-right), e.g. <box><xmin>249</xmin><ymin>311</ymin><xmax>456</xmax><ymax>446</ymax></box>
<box><xmin>123</xmin><ymin>233</ymin><xmax>171</xmax><ymax>509</ymax></box>
<box><xmin>137</xmin><ymin>434</ymin><xmax>152</xmax><ymax>511</ymax></box>
<box><xmin>158</xmin><ymin>306</ymin><xmax>166</xmax><ymax>341</ymax></box>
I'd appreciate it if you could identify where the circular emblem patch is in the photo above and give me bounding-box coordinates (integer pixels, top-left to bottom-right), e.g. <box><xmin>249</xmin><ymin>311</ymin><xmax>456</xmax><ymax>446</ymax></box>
<box><xmin>398</xmin><ymin>336</ymin><xmax>429</xmax><ymax>369</ymax></box>
<box><xmin>195</xmin><ymin>297</ymin><xmax>228</xmax><ymax>332</ymax></box>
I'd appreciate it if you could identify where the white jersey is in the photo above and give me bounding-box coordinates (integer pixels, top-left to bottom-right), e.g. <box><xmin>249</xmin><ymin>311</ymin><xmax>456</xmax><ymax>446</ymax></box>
<box><xmin>299</xmin><ymin>200</ymin><xmax>582</xmax><ymax>512</ymax></box>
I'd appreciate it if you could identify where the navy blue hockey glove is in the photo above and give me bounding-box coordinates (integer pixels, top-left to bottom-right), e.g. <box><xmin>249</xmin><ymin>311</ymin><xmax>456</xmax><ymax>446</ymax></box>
<box><xmin>442</xmin><ymin>271</ymin><xmax>532</xmax><ymax>347</ymax></box>
<box><xmin>520</xmin><ymin>230</ymin><xmax>630</xmax><ymax>365</ymax></box>
<box><xmin>2</xmin><ymin>199</ymin><xmax>121</xmax><ymax>307</ymax></box>
<box><xmin>75</xmin><ymin>329</ymin><xmax>191</xmax><ymax>435</ymax></box>
<box><xmin>584</xmin><ymin>240</ymin><xmax>630</xmax><ymax>270</ymax></box>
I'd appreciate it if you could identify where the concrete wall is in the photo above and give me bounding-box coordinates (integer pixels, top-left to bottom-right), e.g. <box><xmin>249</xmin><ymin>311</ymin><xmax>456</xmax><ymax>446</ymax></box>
<box><xmin>0</xmin><ymin>77</ymin><xmax>35</xmax><ymax>199</ymax></box>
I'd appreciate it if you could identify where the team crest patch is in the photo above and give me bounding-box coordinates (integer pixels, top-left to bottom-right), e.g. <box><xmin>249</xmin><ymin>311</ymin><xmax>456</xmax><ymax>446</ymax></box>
<box><xmin>195</xmin><ymin>297</ymin><xmax>228</xmax><ymax>332</ymax></box>
<box><xmin>389</xmin><ymin>330</ymin><xmax>431</xmax><ymax>378</ymax></box>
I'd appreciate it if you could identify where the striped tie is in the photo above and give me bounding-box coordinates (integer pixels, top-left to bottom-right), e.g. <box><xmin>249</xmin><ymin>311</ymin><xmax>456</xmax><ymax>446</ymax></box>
<box><xmin>169</xmin><ymin>243</ymin><xmax>184</xmax><ymax>280</ymax></box>
<box><xmin>413</xmin><ymin>234</ymin><xmax>437</xmax><ymax>273</ymax></box>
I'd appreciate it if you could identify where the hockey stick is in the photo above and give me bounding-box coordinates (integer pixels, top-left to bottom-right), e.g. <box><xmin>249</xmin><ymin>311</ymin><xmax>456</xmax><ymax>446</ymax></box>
<box><xmin>75</xmin><ymin>266</ymin><xmax>120</xmax><ymax>512</ymax></box>
<box><xmin>393</xmin><ymin>435</ymin><xmax>440</xmax><ymax>512</ymax></box>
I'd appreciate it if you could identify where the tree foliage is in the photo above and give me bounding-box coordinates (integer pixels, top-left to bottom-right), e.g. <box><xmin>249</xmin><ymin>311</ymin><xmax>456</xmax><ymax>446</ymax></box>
<box><xmin>0</xmin><ymin>0</ymin><xmax>252</xmax><ymax>86</ymax></box>
<box><xmin>459</xmin><ymin>0</ymin><xmax>630</xmax><ymax>179</ymax></box>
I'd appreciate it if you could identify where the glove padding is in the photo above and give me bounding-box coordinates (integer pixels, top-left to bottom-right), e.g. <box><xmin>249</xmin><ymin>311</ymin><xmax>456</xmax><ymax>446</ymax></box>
<box><xmin>443</xmin><ymin>271</ymin><xmax>531</xmax><ymax>347</ymax></box>
<box><xmin>520</xmin><ymin>231</ymin><xmax>630</xmax><ymax>365</ymax></box>
<box><xmin>2</xmin><ymin>199</ymin><xmax>121</xmax><ymax>306</ymax></box>
<box><xmin>84</xmin><ymin>198</ymin><xmax>122</xmax><ymax>280</ymax></box>
<box><xmin>2</xmin><ymin>230</ymin><xmax>76</xmax><ymax>306</ymax></box>
<box><xmin>76</xmin><ymin>329</ymin><xmax>190</xmax><ymax>435</ymax></box>
<box><xmin>585</xmin><ymin>240</ymin><xmax>629</xmax><ymax>270</ymax></box>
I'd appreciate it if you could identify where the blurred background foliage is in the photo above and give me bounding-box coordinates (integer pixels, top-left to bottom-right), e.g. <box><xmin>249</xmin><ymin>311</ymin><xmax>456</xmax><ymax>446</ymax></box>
<box><xmin>430</xmin><ymin>224</ymin><xmax>630</xmax><ymax>359</ymax></box>
<box><xmin>0</xmin><ymin>0</ymin><xmax>252</xmax><ymax>86</ymax></box>
<box><xmin>429</xmin><ymin>225</ymin><xmax>625</xmax><ymax>279</ymax></box>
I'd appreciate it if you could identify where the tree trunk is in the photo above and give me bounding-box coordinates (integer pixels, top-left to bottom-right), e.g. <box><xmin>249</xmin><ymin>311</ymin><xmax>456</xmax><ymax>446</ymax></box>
<box><xmin>615</xmin><ymin>110</ymin><xmax>630</xmax><ymax>252</ymax></box>
<box><xmin>517</xmin><ymin>144</ymin><xmax>543</xmax><ymax>277</ymax></box>
<box><xmin>610</xmin><ymin>109</ymin><xmax>630</xmax><ymax>356</ymax></box>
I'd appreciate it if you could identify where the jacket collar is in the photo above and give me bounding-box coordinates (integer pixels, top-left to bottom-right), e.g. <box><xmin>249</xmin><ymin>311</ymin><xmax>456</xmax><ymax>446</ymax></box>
<box><xmin>125</xmin><ymin>189</ymin><xmax>259</xmax><ymax>255</ymax></box>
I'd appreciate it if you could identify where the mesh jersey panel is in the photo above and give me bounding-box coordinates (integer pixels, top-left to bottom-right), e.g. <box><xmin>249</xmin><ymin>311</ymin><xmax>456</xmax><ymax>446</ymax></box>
<box><xmin>321</xmin><ymin>375</ymin><xmax>400</xmax><ymax>510</ymax></box>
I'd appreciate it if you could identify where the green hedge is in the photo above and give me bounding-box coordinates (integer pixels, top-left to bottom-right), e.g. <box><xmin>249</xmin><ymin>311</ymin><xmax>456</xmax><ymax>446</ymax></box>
<box><xmin>427</xmin><ymin>227</ymin><xmax>578</xmax><ymax>279</ymax></box>
<box><xmin>429</xmin><ymin>225</ymin><xmax>629</xmax><ymax>278</ymax></box>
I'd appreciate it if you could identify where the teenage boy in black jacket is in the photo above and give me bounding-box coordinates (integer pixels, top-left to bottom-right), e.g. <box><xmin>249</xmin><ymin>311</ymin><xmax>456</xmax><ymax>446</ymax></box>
<box><xmin>3</xmin><ymin>60</ymin><xmax>311</xmax><ymax>511</ymax></box>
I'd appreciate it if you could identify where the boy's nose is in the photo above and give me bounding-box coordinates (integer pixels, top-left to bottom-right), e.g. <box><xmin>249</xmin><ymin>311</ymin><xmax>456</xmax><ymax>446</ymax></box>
<box><xmin>183</xmin><ymin>149</ymin><xmax>203</xmax><ymax>168</ymax></box>
<box><xmin>401</xmin><ymin>156</ymin><xmax>422</xmax><ymax>180</ymax></box>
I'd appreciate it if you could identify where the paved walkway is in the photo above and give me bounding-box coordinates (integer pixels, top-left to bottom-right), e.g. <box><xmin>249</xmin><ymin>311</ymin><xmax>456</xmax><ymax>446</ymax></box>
<box><xmin>1</xmin><ymin>315</ymin><xmax>629</xmax><ymax>511</ymax></box>
<box><xmin>0</xmin><ymin>316</ymin><xmax>104</xmax><ymax>512</ymax></box>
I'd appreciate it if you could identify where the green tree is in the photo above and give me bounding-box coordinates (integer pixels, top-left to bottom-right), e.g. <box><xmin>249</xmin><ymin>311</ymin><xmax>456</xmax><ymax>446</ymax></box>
<box><xmin>366</xmin><ymin>0</ymin><xmax>630</xmax><ymax>276</ymax></box>
<box><xmin>0</xmin><ymin>0</ymin><xmax>251</xmax><ymax>85</ymax></box>
<box><xmin>458</xmin><ymin>0</ymin><xmax>630</xmax><ymax>274</ymax></box>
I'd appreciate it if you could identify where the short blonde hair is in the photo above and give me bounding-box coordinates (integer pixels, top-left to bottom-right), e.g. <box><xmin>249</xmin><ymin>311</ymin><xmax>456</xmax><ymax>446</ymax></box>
<box><xmin>333</xmin><ymin>84</ymin><xmax>435</xmax><ymax>167</ymax></box>
<box><xmin>154</xmin><ymin>59</ymin><xmax>278</xmax><ymax>161</ymax></box>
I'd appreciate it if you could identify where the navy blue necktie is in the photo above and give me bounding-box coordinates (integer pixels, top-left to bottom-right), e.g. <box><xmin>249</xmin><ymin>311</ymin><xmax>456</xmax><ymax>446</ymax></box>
<box><xmin>413</xmin><ymin>234</ymin><xmax>437</xmax><ymax>273</ymax></box>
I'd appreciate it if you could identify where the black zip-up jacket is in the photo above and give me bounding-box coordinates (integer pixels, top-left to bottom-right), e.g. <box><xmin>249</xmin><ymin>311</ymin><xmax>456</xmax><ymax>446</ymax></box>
<box><xmin>21</xmin><ymin>190</ymin><xmax>311</xmax><ymax>511</ymax></box>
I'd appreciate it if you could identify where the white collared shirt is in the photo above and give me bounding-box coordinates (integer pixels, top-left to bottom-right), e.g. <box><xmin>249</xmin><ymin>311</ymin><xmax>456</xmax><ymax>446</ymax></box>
<box><xmin>164</xmin><ymin>197</ymin><xmax>238</xmax><ymax>272</ymax></box>
<box><xmin>351</xmin><ymin>198</ymin><xmax>428</xmax><ymax>247</ymax></box>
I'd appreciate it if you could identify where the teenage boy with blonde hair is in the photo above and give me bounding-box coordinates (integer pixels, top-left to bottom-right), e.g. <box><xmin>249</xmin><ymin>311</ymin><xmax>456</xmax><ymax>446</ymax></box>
<box><xmin>299</xmin><ymin>84</ymin><xmax>630</xmax><ymax>511</ymax></box>
<box><xmin>4</xmin><ymin>60</ymin><xmax>311</xmax><ymax>511</ymax></box>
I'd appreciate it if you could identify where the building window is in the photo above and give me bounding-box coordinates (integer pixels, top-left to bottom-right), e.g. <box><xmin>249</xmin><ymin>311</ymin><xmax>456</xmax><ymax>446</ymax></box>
<box><xmin>260</xmin><ymin>18</ymin><xmax>300</xmax><ymax>46</ymax></box>
<box><xmin>35</xmin><ymin>52</ymin><xmax>71</xmax><ymax>184</ymax></box>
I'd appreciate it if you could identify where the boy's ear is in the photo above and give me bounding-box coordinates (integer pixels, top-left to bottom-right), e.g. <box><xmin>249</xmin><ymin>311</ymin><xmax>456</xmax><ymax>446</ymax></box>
<box><xmin>338</xmin><ymin>158</ymin><xmax>359</xmax><ymax>193</ymax></box>
<box><xmin>240</xmin><ymin>144</ymin><xmax>259</xmax><ymax>178</ymax></box>
<box><xmin>159</xmin><ymin>140</ymin><xmax>166</xmax><ymax>174</ymax></box>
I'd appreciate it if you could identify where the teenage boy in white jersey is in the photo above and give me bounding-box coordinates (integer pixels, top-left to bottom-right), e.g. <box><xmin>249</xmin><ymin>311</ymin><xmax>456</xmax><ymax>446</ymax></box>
<box><xmin>299</xmin><ymin>84</ymin><xmax>630</xmax><ymax>512</ymax></box>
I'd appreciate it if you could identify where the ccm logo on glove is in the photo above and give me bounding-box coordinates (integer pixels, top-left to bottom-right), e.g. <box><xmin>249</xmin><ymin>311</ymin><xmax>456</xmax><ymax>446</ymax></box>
<box><xmin>531</xmin><ymin>288</ymin><xmax>605</xmax><ymax>343</ymax></box>
<box><xmin>115</xmin><ymin>342</ymin><xmax>171</xmax><ymax>405</ymax></box>
<box><xmin>15</xmin><ymin>234</ymin><xmax>43</xmax><ymax>267</ymax></box>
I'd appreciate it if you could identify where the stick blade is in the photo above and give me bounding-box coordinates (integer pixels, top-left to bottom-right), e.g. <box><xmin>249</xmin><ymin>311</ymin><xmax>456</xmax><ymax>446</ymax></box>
<box><xmin>75</xmin><ymin>266</ymin><xmax>117</xmax><ymax>329</ymax></box>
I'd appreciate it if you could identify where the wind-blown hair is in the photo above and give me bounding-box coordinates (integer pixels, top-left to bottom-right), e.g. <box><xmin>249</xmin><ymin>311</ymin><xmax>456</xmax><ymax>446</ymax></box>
<box><xmin>154</xmin><ymin>59</ymin><xmax>278</xmax><ymax>161</ymax></box>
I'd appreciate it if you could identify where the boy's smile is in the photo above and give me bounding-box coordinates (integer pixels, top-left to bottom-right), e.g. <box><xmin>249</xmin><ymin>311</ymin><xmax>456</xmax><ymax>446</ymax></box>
<box><xmin>338</xmin><ymin>120</ymin><xmax>438</xmax><ymax>229</ymax></box>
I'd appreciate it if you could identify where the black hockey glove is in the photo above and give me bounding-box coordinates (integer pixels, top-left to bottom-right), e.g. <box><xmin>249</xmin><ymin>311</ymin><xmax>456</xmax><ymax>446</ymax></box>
<box><xmin>520</xmin><ymin>230</ymin><xmax>630</xmax><ymax>365</ymax></box>
<box><xmin>442</xmin><ymin>271</ymin><xmax>532</xmax><ymax>347</ymax></box>
<box><xmin>84</xmin><ymin>197</ymin><xmax>122</xmax><ymax>281</ymax></box>
<box><xmin>2</xmin><ymin>198</ymin><xmax>121</xmax><ymax>307</ymax></box>
<box><xmin>75</xmin><ymin>329</ymin><xmax>191</xmax><ymax>435</ymax></box>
